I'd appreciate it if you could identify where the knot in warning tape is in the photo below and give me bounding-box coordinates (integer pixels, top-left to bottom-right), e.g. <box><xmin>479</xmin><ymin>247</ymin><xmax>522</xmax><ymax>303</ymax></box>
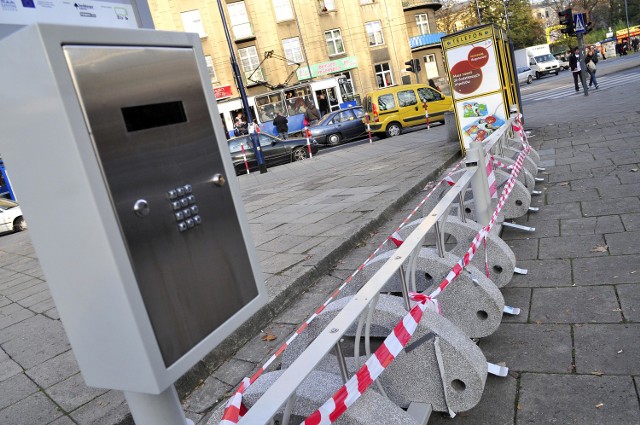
<box><xmin>409</xmin><ymin>292</ymin><xmax>441</xmax><ymax>314</ymax></box>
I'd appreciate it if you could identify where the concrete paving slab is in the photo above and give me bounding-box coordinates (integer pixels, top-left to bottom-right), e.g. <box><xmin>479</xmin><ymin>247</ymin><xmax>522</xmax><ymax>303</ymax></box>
<box><xmin>25</xmin><ymin>350</ymin><xmax>80</xmax><ymax>389</ymax></box>
<box><xmin>530</xmin><ymin>286</ymin><xmax>622</xmax><ymax>323</ymax></box>
<box><xmin>573</xmin><ymin>255</ymin><xmax>640</xmax><ymax>285</ymax></box>
<box><xmin>1</xmin><ymin>315</ymin><xmax>70</xmax><ymax>369</ymax></box>
<box><xmin>479</xmin><ymin>324</ymin><xmax>573</xmax><ymax>373</ymax></box>
<box><xmin>233</xmin><ymin>323</ymin><xmax>297</xmax><ymax>364</ymax></box>
<box><xmin>546</xmin><ymin>188</ymin><xmax>600</xmax><ymax>205</ymax></box>
<box><xmin>616</xmin><ymin>284</ymin><xmax>640</xmax><ymax>322</ymax></box>
<box><xmin>574</xmin><ymin>324</ymin><xmax>640</xmax><ymax>375</ymax></box>
<box><xmin>505</xmin><ymin>238</ymin><xmax>538</xmax><ymax>260</ymax></box>
<box><xmin>46</xmin><ymin>372</ymin><xmax>107</xmax><ymax>412</ymax></box>
<box><xmin>605</xmin><ymin>230</ymin><xmax>640</xmax><ymax>255</ymax></box>
<box><xmin>0</xmin><ymin>391</ymin><xmax>63</xmax><ymax>425</ymax></box>
<box><xmin>69</xmin><ymin>390</ymin><xmax>131</xmax><ymax>425</ymax></box>
<box><xmin>0</xmin><ymin>372</ymin><xmax>38</xmax><ymax>410</ymax></box>
<box><xmin>508</xmin><ymin>259</ymin><xmax>572</xmax><ymax>287</ymax></box>
<box><xmin>560</xmin><ymin>216</ymin><xmax>625</xmax><ymax>236</ymax></box>
<box><xmin>0</xmin><ymin>349</ymin><xmax>21</xmax><ymax>382</ymax></box>
<box><xmin>538</xmin><ymin>235</ymin><xmax>608</xmax><ymax>259</ymax></box>
<box><xmin>183</xmin><ymin>376</ymin><xmax>231</xmax><ymax>414</ymax></box>
<box><xmin>501</xmin><ymin>287</ymin><xmax>531</xmax><ymax>323</ymax></box>
<box><xmin>582</xmin><ymin>196</ymin><xmax>640</xmax><ymax>217</ymax></box>
<box><xmin>517</xmin><ymin>374</ymin><xmax>640</xmax><ymax>425</ymax></box>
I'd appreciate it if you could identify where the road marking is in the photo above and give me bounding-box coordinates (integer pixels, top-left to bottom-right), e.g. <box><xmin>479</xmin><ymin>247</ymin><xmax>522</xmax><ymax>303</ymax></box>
<box><xmin>521</xmin><ymin>73</ymin><xmax>640</xmax><ymax>103</ymax></box>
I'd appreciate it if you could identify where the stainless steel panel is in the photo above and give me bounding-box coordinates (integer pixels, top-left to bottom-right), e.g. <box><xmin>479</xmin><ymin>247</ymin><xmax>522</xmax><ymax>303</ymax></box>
<box><xmin>63</xmin><ymin>45</ymin><xmax>258</xmax><ymax>367</ymax></box>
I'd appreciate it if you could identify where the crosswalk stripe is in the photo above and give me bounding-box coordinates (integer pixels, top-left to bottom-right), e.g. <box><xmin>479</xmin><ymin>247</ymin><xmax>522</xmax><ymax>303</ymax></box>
<box><xmin>521</xmin><ymin>73</ymin><xmax>640</xmax><ymax>103</ymax></box>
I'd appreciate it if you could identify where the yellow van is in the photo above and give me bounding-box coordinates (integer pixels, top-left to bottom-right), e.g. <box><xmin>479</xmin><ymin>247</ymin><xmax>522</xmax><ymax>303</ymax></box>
<box><xmin>362</xmin><ymin>84</ymin><xmax>453</xmax><ymax>138</ymax></box>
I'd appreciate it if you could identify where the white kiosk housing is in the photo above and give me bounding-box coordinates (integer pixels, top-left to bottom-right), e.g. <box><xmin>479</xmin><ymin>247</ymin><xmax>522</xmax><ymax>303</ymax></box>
<box><xmin>0</xmin><ymin>23</ymin><xmax>266</xmax><ymax>423</ymax></box>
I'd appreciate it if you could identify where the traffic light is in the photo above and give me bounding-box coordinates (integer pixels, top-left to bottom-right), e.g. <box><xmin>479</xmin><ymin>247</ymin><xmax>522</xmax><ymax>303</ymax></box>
<box><xmin>405</xmin><ymin>59</ymin><xmax>415</xmax><ymax>73</ymax></box>
<box><xmin>558</xmin><ymin>9</ymin><xmax>574</xmax><ymax>35</ymax></box>
<box><xmin>414</xmin><ymin>58</ymin><xmax>421</xmax><ymax>73</ymax></box>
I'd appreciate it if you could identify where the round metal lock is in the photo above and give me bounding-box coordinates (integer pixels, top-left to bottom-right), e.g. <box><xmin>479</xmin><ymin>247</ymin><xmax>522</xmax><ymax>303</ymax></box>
<box><xmin>212</xmin><ymin>173</ymin><xmax>226</xmax><ymax>187</ymax></box>
<box><xmin>133</xmin><ymin>199</ymin><xmax>150</xmax><ymax>217</ymax></box>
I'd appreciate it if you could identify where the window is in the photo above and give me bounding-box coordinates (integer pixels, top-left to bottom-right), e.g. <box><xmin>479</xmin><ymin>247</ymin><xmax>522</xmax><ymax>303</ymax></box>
<box><xmin>374</xmin><ymin>63</ymin><xmax>393</xmax><ymax>88</ymax></box>
<box><xmin>334</xmin><ymin>71</ymin><xmax>355</xmax><ymax>98</ymax></box>
<box><xmin>366</xmin><ymin>21</ymin><xmax>384</xmax><ymax>47</ymax></box>
<box><xmin>416</xmin><ymin>14</ymin><xmax>430</xmax><ymax>35</ymax></box>
<box><xmin>417</xmin><ymin>87</ymin><xmax>442</xmax><ymax>102</ymax></box>
<box><xmin>255</xmin><ymin>93</ymin><xmax>285</xmax><ymax>122</ymax></box>
<box><xmin>204</xmin><ymin>56</ymin><xmax>217</xmax><ymax>82</ymax></box>
<box><xmin>325</xmin><ymin>29</ymin><xmax>345</xmax><ymax>56</ymax></box>
<box><xmin>228</xmin><ymin>2</ymin><xmax>253</xmax><ymax>40</ymax></box>
<box><xmin>377</xmin><ymin>93</ymin><xmax>396</xmax><ymax>111</ymax></box>
<box><xmin>424</xmin><ymin>54</ymin><xmax>439</xmax><ymax>78</ymax></box>
<box><xmin>282</xmin><ymin>37</ymin><xmax>304</xmax><ymax>64</ymax></box>
<box><xmin>360</xmin><ymin>0</ymin><xmax>374</xmax><ymax>4</ymax></box>
<box><xmin>180</xmin><ymin>10</ymin><xmax>206</xmax><ymax>38</ymax></box>
<box><xmin>273</xmin><ymin>0</ymin><xmax>293</xmax><ymax>21</ymax></box>
<box><xmin>319</xmin><ymin>0</ymin><xmax>336</xmax><ymax>11</ymax></box>
<box><xmin>332</xmin><ymin>110</ymin><xmax>353</xmax><ymax>124</ymax></box>
<box><xmin>238</xmin><ymin>46</ymin><xmax>264</xmax><ymax>83</ymax></box>
<box><xmin>398</xmin><ymin>90</ymin><xmax>417</xmax><ymax>107</ymax></box>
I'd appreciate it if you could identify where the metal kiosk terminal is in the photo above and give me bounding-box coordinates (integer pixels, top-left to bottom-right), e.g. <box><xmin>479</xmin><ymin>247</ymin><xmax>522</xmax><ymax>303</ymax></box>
<box><xmin>0</xmin><ymin>24</ymin><xmax>267</xmax><ymax>425</ymax></box>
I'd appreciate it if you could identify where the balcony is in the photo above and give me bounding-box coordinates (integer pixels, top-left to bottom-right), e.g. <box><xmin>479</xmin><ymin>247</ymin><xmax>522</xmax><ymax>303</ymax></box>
<box><xmin>409</xmin><ymin>32</ymin><xmax>445</xmax><ymax>49</ymax></box>
<box><xmin>402</xmin><ymin>0</ymin><xmax>442</xmax><ymax>11</ymax></box>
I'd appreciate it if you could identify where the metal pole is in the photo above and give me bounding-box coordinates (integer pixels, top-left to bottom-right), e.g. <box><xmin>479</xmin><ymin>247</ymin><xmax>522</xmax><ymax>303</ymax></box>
<box><xmin>215</xmin><ymin>0</ymin><xmax>267</xmax><ymax>173</ymax></box>
<box><xmin>625</xmin><ymin>0</ymin><xmax>631</xmax><ymax>51</ymax></box>
<box><xmin>466</xmin><ymin>141</ymin><xmax>492</xmax><ymax>226</ymax></box>
<box><xmin>475</xmin><ymin>0</ymin><xmax>482</xmax><ymax>24</ymax></box>
<box><xmin>291</xmin><ymin>2</ymin><xmax>313</xmax><ymax>81</ymax></box>
<box><xmin>124</xmin><ymin>386</ymin><xmax>194</xmax><ymax>425</ymax></box>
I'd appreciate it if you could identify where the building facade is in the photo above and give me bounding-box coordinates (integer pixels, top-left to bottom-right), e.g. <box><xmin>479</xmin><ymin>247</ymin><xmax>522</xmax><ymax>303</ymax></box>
<box><xmin>148</xmin><ymin>0</ymin><xmax>445</xmax><ymax>118</ymax></box>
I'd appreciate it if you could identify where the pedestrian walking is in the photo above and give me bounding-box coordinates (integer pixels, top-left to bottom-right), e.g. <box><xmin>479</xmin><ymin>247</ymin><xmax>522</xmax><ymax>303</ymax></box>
<box><xmin>317</xmin><ymin>93</ymin><xmax>329</xmax><ymax>116</ymax></box>
<box><xmin>569</xmin><ymin>47</ymin><xmax>584</xmax><ymax>92</ymax></box>
<box><xmin>304</xmin><ymin>101</ymin><xmax>321</xmax><ymax>126</ymax></box>
<box><xmin>585</xmin><ymin>46</ymin><xmax>599</xmax><ymax>89</ymax></box>
<box><xmin>273</xmin><ymin>110</ymin><xmax>288</xmax><ymax>139</ymax></box>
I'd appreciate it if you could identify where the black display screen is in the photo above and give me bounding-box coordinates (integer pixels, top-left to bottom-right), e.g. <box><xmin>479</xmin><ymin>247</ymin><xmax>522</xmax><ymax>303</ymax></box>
<box><xmin>122</xmin><ymin>101</ymin><xmax>187</xmax><ymax>132</ymax></box>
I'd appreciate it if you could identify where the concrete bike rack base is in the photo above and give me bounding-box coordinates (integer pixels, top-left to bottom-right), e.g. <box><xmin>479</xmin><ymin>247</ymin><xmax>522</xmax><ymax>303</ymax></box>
<box><xmin>340</xmin><ymin>249</ymin><xmax>504</xmax><ymax>338</ymax></box>
<box><xmin>281</xmin><ymin>295</ymin><xmax>488</xmax><ymax>414</ymax></box>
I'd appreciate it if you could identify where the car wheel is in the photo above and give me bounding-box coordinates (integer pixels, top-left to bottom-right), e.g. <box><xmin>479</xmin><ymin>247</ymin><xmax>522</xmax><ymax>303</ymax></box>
<box><xmin>292</xmin><ymin>147</ymin><xmax>309</xmax><ymax>162</ymax></box>
<box><xmin>535</xmin><ymin>71</ymin><xmax>541</xmax><ymax>79</ymax></box>
<box><xmin>13</xmin><ymin>217</ymin><xmax>26</xmax><ymax>232</ymax></box>
<box><xmin>386</xmin><ymin>122</ymin><xmax>402</xmax><ymax>137</ymax></box>
<box><xmin>327</xmin><ymin>133</ymin><xmax>342</xmax><ymax>146</ymax></box>
<box><xmin>527</xmin><ymin>75</ymin><xmax>533</xmax><ymax>84</ymax></box>
<box><xmin>555</xmin><ymin>70</ymin><xmax>559</xmax><ymax>75</ymax></box>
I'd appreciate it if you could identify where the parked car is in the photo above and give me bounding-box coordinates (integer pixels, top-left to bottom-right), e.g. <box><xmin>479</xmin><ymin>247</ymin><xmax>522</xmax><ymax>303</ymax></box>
<box><xmin>554</xmin><ymin>54</ymin><xmax>570</xmax><ymax>70</ymax></box>
<box><xmin>228</xmin><ymin>133</ymin><xmax>319</xmax><ymax>174</ymax></box>
<box><xmin>517</xmin><ymin>66</ymin><xmax>535</xmax><ymax>85</ymax></box>
<box><xmin>362</xmin><ymin>84</ymin><xmax>454</xmax><ymax>138</ymax></box>
<box><xmin>307</xmin><ymin>106</ymin><xmax>367</xmax><ymax>146</ymax></box>
<box><xmin>0</xmin><ymin>198</ymin><xmax>26</xmax><ymax>233</ymax></box>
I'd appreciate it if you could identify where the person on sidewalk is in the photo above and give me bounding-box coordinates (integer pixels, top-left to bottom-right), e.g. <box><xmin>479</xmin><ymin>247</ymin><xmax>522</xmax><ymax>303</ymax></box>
<box><xmin>585</xmin><ymin>46</ymin><xmax>599</xmax><ymax>89</ymax></box>
<box><xmin>273</xmin><ymin>110</ymin><xmax>288</xmax><ymax>139</ymax></box>
<box><xmin>304</xmin><ymin>102</ymin><xmax>321</xmax><ymax>126</ymax></box>
<box><xmin>569</xmin><ymin>47</ymin><xmax>584</xmax><ymax>92</ymax></box>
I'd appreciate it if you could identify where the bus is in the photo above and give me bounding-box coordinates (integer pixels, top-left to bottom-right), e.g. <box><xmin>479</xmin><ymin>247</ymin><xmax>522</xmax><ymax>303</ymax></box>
<box><xmin>216</xmin><ymin>77</ymin><xmax>358</xmax><ymax>138</ymax></box>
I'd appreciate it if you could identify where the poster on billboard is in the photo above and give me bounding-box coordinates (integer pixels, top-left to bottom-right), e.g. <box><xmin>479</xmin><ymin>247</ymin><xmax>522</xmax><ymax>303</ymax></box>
<box><xmin>442</xmin><ymin>25</ymin><xmax>511</xmax><ymax>153</ymax></box>
<box><xmin>455</xmin><ymin>92</ymin><xmax>506</xmax><ymax>146</ymax></box>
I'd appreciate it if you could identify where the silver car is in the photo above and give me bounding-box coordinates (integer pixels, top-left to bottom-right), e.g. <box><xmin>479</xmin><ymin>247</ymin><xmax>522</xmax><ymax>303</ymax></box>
<box><xmin>517</xmin><ymin>66</ymin><xmax>534</xmax><ymax>85</ymax></box>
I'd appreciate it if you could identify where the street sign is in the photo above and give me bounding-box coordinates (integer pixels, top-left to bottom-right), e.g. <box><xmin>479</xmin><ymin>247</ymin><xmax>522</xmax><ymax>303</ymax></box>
<box><xmin>574</xmin><ymin>13</ymin><xmax>586</xmax><ymax>33</ymax></box>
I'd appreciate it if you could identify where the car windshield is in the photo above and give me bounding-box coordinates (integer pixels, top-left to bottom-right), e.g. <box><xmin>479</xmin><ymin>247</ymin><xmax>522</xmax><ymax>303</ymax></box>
<box><xmin>535</xmin><ymin>54</ymin><xmax>555</xmax><ymax>62</ymax></box>
<box><xmin>0</xmin><ymin>198</ymin><xmax>18</xmax><ymax>209</ymax></box>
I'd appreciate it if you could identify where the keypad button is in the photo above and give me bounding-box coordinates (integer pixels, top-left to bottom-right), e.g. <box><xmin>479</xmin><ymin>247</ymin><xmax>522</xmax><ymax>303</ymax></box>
<box><xmin>171</xmin><ymin>201</ymin><xmax>181</xmax><ymax>211</ymax></box>
<box><xmin>183</xmin><ymin>208</ymin><xmax>192</xmax><ymax>218</ymax></box>
<box><xmin>176</xmin><ymin>187</ymin><xmax>185</xmax><ymax>197</ymax></box>
<box><xmin>186</xmin><ymin>218</ymin><xmax>195</xmax><ymax>228</ymax></box>
<box><xmin>193</xmin><ymin>215</ymin><xmax>202</xmax><ymax>225</ymax></box>
<box><xmin>180</xmin><ymin>198</ymin><xmax>189</xmax><ymax>207</ymax></box>
<box><xmin>187</xmin><ymin>195</ymin><xmax>196</xmax><ymax>204</ymax></box>
<box><xmin>174</xmin><ymin>212</ymin><xmax>184</xmax><ymax>221</ymax></box>
<box><xmin>178</xmin><ymin>222</ymin><xmax>188</xmax><ymax>232</ymax></box>
<box><xmin>190</xmin><ymin>205</ymin><xmax>199</xmax><ymax>214</ymax></box>
<box><xmin>167</xmin><ymin>190</ymin><xmax>178</xmax><ymax>200</ymax></box>
<box><xmin>184</xmin><ymin>184</ymin><xmax>193</xmax><ymax>194</ymax></box>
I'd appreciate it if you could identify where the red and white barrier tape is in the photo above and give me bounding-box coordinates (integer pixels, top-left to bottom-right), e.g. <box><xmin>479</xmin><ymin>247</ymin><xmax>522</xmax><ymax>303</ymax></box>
<box><xmin>302</xmin><ymin>124</ymin><xmax>531</xmax><ymax>425</ymax></box>
<box><xmin>219</xmin><ymin>159</ymin><xmax>466</xmax><ymax>424</ymax></box>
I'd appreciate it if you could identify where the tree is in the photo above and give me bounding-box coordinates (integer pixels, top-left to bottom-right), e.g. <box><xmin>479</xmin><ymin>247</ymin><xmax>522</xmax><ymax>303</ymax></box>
<box><xmin>472</xmin><ymin>0</ymin><xmax>546</xmax><ymax>48</ymax></box>
<box><xmin>436</xmin><ymin>0</ymin><xmax>478</xmax><ymax>34</ymax></box>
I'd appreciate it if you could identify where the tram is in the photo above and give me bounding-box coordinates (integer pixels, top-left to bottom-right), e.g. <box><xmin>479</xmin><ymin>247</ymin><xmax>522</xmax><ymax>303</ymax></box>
<box><xmin>217</xmin><ymin>77</ymin><xmax>358</xmax><ymax>138</ymax></box>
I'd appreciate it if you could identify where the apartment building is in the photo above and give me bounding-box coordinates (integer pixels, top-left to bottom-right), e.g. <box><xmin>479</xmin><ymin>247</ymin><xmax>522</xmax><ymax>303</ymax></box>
<box><xmin>147</xmin><ymin>0</ymin><xmax>445</xmax><ymax>105</ymax></box>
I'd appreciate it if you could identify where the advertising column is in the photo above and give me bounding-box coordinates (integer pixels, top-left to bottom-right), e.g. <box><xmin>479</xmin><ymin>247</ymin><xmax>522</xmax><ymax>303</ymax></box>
<box><xmin>442</xmin><ymin>25</ymin><xmax>510</xmax><ymax>154</ymax></box>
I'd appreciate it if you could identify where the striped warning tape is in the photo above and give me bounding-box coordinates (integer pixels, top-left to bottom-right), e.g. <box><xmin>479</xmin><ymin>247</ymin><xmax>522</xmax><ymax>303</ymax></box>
<box><xmin>302</xmin><ymin>127</ymin><xmax>531</xmax><ymax>425</ymax></box>
<box><xmin>219</xmin><ymin>159</ymin><xmax>466</xmax><ymax>424</ymax></box>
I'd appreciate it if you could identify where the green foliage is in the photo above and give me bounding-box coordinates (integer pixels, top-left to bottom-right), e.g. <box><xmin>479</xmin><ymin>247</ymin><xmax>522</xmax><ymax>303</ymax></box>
<box><xmin>473</xmin><ymin>0</ymin><xmax>546</xmax><ymax>49</ymax></box>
